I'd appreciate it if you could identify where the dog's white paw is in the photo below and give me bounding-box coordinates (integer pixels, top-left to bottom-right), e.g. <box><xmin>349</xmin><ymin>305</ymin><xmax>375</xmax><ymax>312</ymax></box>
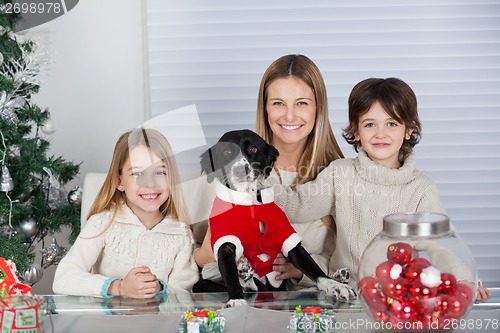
<box><xmin>225</xmin><ymin>299</ymin><xmax>248</xmax><ymax>308</ymax></box>
<box><xmin>240</xmin><ymin>277</ymin><xmax>258</xmax><ymax>292</ymax></box>
<box><xmin>317</xmin><ymin>277</ymin><xmax>357</xmax><ymax>300</ymax></box>
<box><xmin>328</xmin><ymin>267</ymin><xmax>350</xmax><ymax>284</ymax></box>
<box><xmin>237</xmin><ymin>256</ymin><xmax>254</xmax><ymax>282</ymax></box>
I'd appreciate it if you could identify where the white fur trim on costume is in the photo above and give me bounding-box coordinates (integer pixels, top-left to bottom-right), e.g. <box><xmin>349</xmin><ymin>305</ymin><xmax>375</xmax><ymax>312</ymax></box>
<box><xmin>213</xmin><ymin>235</ymin><xmax>243</xmax><ymax>262</ymax></box>
<box><xmin>257</xmin><ymin>253</ymin><xmax>271</xmax><ymax>262</ymax></box>
<box><xmin>259</xmin><ymin>187</ymin><xmax>275</xmax><ymax>204</ymax></box>
<box><xmin>266</xmin><ymin>270</ymin><xmax>283</xmax><ymax>288</ymax></box>
<box><xmin>215</xmin><ymin>180</ymin><xmax>275</xmax><ymax>205</ymax></box>
<box><xmin>281</xmin><ymin>233</ymin><xmax>302</xmax><ymax>257</ymax></box>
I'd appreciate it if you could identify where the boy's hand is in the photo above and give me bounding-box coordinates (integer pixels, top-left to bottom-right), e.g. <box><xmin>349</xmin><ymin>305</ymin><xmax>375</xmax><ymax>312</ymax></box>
<box><xmin>477</xmin><ymin>284</ymin><xmax>492</xmax><ymax>301</ymax></box>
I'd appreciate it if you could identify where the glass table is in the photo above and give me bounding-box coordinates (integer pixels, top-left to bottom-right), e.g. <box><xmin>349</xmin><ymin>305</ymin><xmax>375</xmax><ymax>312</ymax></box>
<box><xmin>43</xmin><ymin>290</ymin><xmax>363</xmax><ymax>315</ymax></box>
<box><xmin>2</xmin><ymin>288</ymin><xmax>489</xmax><ymax>333</ymax></box>
<box><xmin>42</xmin><ymin>288</ymin><xmax>499</xmax><ymax>315</ymax></box>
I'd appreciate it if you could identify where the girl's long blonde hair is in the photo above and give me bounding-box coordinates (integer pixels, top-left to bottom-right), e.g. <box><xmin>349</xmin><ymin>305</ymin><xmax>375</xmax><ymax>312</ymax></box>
<box><xmin>255</xmin><ymin>54</ymin><xmax>343</xmax><ymax>184</ymax></box>
<box><xmin>86</xmin><ymin>127</ymin><xmax>189</xmax><ymax>225</ymax></box>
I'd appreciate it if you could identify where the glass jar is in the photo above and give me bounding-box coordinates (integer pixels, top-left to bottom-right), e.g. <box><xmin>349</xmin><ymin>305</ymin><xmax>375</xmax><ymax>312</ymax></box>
<box><xmin>358</xmin><ymin>212</ymin><xmax>477</xmax><ymax>330</ymax></box>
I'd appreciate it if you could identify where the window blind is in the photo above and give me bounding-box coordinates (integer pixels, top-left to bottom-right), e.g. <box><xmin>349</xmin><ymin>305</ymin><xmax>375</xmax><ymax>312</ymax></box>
<box><xmin>145</xmin><ymin>0</ymin><xmax>500</xmax><ymax>287</ymax></box>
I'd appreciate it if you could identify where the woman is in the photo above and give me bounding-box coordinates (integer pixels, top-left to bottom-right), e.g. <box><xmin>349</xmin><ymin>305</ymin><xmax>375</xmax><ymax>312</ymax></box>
<box><xmin>194</xmin><ymin>54</ymin><xmax>344</xmax><ymax>290</ymax></box>
<box><xmin>255</xmin><ymin>54</ymin><xmax>343</xmax><ymax>289</ymax></box>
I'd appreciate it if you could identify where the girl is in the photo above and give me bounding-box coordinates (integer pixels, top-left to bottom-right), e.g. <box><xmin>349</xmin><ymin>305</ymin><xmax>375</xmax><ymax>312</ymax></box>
<box><xmin>194</xmin><ymin>54</ymin><xmax>344</xmax><ymax>290</ymax></box>
<box><xmin>273</xmin><ymin>77</ymin><xmax>491</xmax><ymax>299</ymax></box>
<box><xmin>53</xmin><ymin>128</ymin><xmax>198</xmax><ymax>298</ymax></box>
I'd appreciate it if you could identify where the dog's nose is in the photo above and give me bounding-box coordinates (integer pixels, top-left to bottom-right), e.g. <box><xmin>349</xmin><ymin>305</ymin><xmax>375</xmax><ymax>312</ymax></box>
<box><xmin>233</xmin><ymin>164</ymin><xmax>250</xmax><ymax>179</ymax></box>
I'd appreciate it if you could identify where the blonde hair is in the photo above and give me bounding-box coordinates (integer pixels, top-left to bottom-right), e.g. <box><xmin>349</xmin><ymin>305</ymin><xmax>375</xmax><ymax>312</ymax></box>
<box><xmin>86</xmin><ymin>127</ymin><xmax>189</xmax><ymax>226</ymax></box>
<box><xmin>255</xmin><ymin>54</ymin><xmax>343</xmax><ymax>184</ymax></box>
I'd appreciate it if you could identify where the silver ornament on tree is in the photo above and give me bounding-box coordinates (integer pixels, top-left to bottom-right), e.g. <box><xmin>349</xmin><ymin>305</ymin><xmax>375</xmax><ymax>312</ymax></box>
<box><xmin>41</xmin><ymin>116</ymin><xmax>56</xmax><ymax>135</ymax></box>
<box><xmin>0</xmin><ymin>164</ymin><xmax>14</xmax><ymax>192</ymax></box>
<box><xmin>40</xmin><ymin>167</ymin><xmax>68</xmax><ymax>209</ymax></box>
<box><xmin>68</xmin><ymin>186</ymin><xmax>82</xmax><ymax>207</ymax></box>
<box><xmin>18</xmin><ymin>218</ymin><xmax>38</xmax><ymax>238</ymax></box>
<box><xmin>0</xmin><ymin>91</ymin><xmax>23</xmax><ymax>123</ymax></box>
<box><xmin>1</xmin><ymin>130</ymin><xmax>14</xmax><ymax>192</ymax></box>
<box><xmin>41</xmin><ymin>238</ymin><xmax>67</xmax><ymax>269</ymax></box>
<box><xmin>0</xmin><ymin>223</ymin><xmax>17</xmax><ymax>237</ymax></box>
<box><xmin>22</xmin><ymin>262</ymin><xmax>44</xmax><ymax>285</ymax></box>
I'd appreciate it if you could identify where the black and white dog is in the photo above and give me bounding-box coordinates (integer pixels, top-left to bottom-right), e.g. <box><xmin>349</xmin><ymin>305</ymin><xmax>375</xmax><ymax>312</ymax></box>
<box><xmin>194</xmin><ymin>129</ymin><xmax>356</xmax><ymax>307</ymax></box>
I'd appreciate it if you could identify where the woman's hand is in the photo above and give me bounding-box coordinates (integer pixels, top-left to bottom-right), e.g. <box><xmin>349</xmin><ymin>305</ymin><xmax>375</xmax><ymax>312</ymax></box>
<box><xmin>119</xmin><ymin>266</ymin><xmax>161</xmax><ymax>299</ymax></box>
<box><xmin>194</xmin><ymin>226</ymin><xmax>216</xmax><ymax>267</ymax></box>
<box><xmin>272</xmin><ymin>252</ymin><xmax>303</xmax><ymax>281</ymax></box>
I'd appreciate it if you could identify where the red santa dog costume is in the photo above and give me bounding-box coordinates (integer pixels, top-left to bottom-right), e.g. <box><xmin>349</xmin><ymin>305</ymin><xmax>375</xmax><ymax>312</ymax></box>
<box><xmin>209</xmin><ymin>181</ymin><xmax>302</xmax><ymax>288</ymax></box>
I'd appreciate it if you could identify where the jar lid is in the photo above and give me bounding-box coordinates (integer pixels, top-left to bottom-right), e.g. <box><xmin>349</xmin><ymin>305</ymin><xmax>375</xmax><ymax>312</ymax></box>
<box><xmin>383</xmin><ymin>212</ymin><xmax>450</xmax><ymax>237</ymax></box>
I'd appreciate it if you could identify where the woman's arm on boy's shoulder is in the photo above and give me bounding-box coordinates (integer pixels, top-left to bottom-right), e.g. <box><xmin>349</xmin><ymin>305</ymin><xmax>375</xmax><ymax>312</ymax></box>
<box><xmin>273</xmin><ymin>162</ymin><xmax>336</xmax><ymax>223</ymax></box>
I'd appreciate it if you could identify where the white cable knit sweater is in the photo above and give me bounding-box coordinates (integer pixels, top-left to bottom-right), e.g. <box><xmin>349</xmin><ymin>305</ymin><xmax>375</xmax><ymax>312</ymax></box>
<box><xmin>274</xmin><ymin>149</ymin><xmax>446</xmax><ymax>289</ymax></box>
<box><xmin>53</xmin><ymin>203</ymin><xmax>199</xmax><ymax>297</ymax></box>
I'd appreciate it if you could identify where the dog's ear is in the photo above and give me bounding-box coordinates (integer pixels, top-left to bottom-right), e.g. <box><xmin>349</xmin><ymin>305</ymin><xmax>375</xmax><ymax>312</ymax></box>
<box><xmin>264</xmin><ymin>144</ymin><xmax>280</xmax><ymax>178</ymax></box>
<box><xmin>200</xmin><ymin>147</ymin><xmax>216</xmax><ymax>183</ymax></box>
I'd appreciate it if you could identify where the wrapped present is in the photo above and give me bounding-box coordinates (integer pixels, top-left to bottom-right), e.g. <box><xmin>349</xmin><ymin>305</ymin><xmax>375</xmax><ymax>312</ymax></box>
<box><xmin>1</xmin><ymin>295</ymin><xmax>45</xmax><ymax>333</ymax></box>
<box><xmin>179</xmin><ymin>308</ymin><xmax>225</xmax><ymax>333</ymax></box>
<box><xmin>0</xmin><ymin>258</ymin><xmax>32</xmax><ymax>296</ymax></box>
<box><xmin>288</xmin><ymin>305</ymin><xmax>336</xmax><ymax>333</ymax></box>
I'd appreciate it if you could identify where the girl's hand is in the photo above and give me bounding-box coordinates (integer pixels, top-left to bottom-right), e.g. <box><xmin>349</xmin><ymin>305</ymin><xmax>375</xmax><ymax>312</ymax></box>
<box><xmin>121</xmin><ymin>266</ymin><xmax>160</xmax><ymax>299</ymax></box>
<box><xmin>272</xmin><ymin>252</ymin><xmax>303</xmax><ymax>281</ymax></box>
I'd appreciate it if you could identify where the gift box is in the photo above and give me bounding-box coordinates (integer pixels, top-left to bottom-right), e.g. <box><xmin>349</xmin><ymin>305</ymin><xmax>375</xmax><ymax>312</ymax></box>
<box><xmin>1</xmin><ymin>257</ymin><xmax>32</xmax><ymax>296</ymax></box>
<box><xmin>288</xmin><ymin>305</ymin><xmax>336</xmax><ymax>333</ymax></box>
<box><xmin>179</xmin><ymin>308</ymin><xmax>225</xmax><ymax>333</ymax></box>
<box><xmin>1</xmin><ymin>295</ymin><xmax>45</xmax><ymax>333</ymax></box>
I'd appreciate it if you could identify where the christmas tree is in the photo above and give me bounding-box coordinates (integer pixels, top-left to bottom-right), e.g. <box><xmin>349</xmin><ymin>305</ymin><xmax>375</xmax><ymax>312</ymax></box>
<box><xmin>0</xmin><ymin>0</ymin><xmax>80</xmax><ymax>283</ymax></box>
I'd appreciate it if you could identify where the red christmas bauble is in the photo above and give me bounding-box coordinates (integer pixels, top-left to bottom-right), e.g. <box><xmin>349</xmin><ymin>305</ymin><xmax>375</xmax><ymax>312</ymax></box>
<box><xmin>385</xmin><ymin>277</ymin><xmax>409</xmax><ymax>301</ymax></box>
<box><xmin>371</xmin><ymin>309</ymin><xmax>390</xmax><ymax>322</ymax></box>
<box><xmin>388</xmin><ymin>299</ymin><xmax>416</xmax><ymax>322</ymax></box>
<box><xmin>417</xmin><ymin>297</ymin><xmax>439</xmax><ymax>318</ymax></box>
<box><xmin>359</xmin><ymin>276</ymin><xmax>375</xmax><ymax>291</ymax></box>
<box><xmin>455</xmin><ymin>282</ymin><xmax>474</xmax><ymax>304</ymax></box>
<box><xmin>420</xmin><ymin>311</ymin><xmax>444</xmax><ymax>329</ymax></box>
<box><xmin>387</xmin><ymin>242</ymin><xmax>413</xmax><ymax>264</ymax></box>
<box><xmin>375</xmin><ymin>261</ymin><xmax>401</xmax><ymax>280</ymax></box>
<box><xmin>409</xmin><ymin>280</ymin><xmax>439</xmax><ymax>299</ymax></box>
<box><xmin>438</xmin><ymin>273</ymin><xmax>457</xmax><ymax>294</ymax></box>
<box><xmin>360</xmin><ymin>276</ymin><xmax>388</xmax><ymax>311</ymax></box>
<box><xmin>438</xmin><ymin>294</ymin><xmax>468</xmax><ymax>319</ymax></box>
<box><xmin>403</xmin><ymin>258</ymin><xmax>431</xmax><ymax>281</ymax></box>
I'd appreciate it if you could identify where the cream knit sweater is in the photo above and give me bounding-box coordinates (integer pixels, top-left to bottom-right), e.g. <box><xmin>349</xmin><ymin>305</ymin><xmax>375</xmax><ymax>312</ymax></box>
<box><xmin>53</xmin><ymin>204</ymin><xmax>199</xmax><ymax>297</ymax></box>
<box><xmin>274</xmin><ymin>149</ymin><xmax>446</xmax><ymax>289</ymax></box>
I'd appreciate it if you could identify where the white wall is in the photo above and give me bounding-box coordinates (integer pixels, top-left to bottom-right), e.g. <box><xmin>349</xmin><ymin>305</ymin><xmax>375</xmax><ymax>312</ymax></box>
<box><xmin>28</xmin><ymin>0</ymin><xmax>145</xmax><ymax>294</ymax></box>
